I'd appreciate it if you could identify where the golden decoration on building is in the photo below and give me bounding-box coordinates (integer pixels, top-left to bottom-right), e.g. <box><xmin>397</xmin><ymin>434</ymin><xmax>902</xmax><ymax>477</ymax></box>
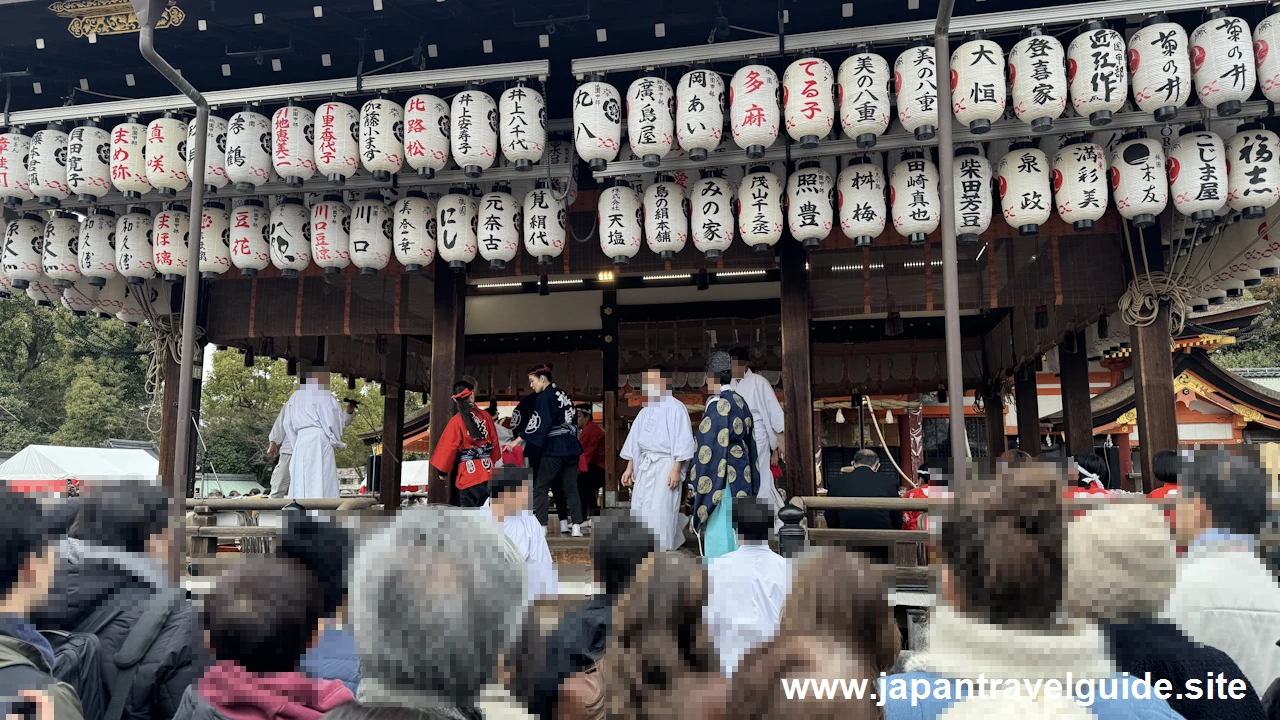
<box><xmin>1172</xmin><ymin>372</ymin><xmax>1216</xmax><ymax>400</ymax></box>
<box><xmin>1115</xmin><ymin>409</ymin><xmax>1138</xmax><ymax>427</ymax></box>
<box><xmin>1232</xmin><ymin>403</ymin><xmax>1265</xmax><ymax>425</ymax></box>
<box><xmin>49</xmin><ymin>0</ymin><xmax>185</xmax><ymax>39</ymax></box>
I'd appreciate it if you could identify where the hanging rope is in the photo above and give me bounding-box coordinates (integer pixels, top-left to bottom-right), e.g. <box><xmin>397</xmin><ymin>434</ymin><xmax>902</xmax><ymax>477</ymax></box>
<box><xmin>141</xmin><ymin>311</ymin><xmax>205</xmax><ymax>435</ymax></box>
<box><xmin>1118</xmin><ymin>216</ymin><xmax>1194</xmax><ymax>334</ymax></box>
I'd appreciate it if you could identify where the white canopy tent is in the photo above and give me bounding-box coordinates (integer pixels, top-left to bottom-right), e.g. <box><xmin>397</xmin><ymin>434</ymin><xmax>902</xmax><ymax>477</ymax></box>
<box><xmin>0</xmin><ymin>445</ymin><xmax>160</xmax><ymax>494</ymax></box>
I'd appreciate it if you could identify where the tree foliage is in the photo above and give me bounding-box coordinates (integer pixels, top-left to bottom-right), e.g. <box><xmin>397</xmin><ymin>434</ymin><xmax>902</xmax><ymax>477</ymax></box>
<box><xmin>1212</xmin><ymin>280</ymin><xmax>1280</xmax><ymax>370</ymax></box>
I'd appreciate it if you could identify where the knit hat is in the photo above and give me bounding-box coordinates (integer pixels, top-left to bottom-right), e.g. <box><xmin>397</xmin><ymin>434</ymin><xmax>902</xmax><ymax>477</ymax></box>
<box><xmin>1066</xmin><ymin>502</ymin><xmax>1175</xmax><ymax>622</ymax></box>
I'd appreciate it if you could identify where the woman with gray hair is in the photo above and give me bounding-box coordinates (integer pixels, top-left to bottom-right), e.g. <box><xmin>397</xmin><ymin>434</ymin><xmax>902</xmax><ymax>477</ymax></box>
<box><xmin>342</xmin><ymin>506</ymin><xmax>529</xmax><ymax>720</ymax></box>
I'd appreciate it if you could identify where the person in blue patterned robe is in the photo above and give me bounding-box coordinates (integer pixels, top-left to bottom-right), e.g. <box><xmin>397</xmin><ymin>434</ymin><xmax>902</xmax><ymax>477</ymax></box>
<box><xmin>689</xmin><ymin>351</ymin><xmax>760</xmax><ymax>560</ymax></box>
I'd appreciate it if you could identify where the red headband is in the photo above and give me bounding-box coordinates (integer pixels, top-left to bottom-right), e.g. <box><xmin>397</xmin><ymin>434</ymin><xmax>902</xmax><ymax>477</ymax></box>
<box><xmin>451</xmin><ymin>388</ymin><xmax>473</xmax><ymax>400</ymax></box>
<box><xmin>529</xmin><ymin>366</ymin><xmax>550</xmax><ymax>376</ymax></box>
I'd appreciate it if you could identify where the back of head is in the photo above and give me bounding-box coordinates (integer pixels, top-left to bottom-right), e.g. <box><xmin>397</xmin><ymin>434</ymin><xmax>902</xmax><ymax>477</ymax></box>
<box><xmin>1152</xmin><ymin>450</ymin><xmax>1181</xmax><ymax>486</ymax></box>
<box><xmin>1067</xmin><ymin>503</ymin><xmax>1175</xmax><ymax>623</ymax></box>
<box><xmin>490</xmin><ymin>465</ymin><xmax>532</xmax><ymax>499</ymax></box>
<box><xmin>999</xmin><ymin>448</ymin><xmax>1032</xmax><ymax>466</ymax></box>
<box><xmin>779</xmin><ymin>547</ymin><xmax>895</xmax><ymax>672</ymax></box>
<box><xmin>729</xmin><ymin>635</ymin><xmax>879</xmax><ymax>720</ymax></box>
<box><xmin>727</xmin><ymin>347</ymin><xmax>750</xmax><ymax>364</ymax></box>
<box><xmin>204</xmin><ymin>556</ymin><xmax>325</xmax><ymax>673</ymax></box>
<box><xmin>731</xmin><ymin>497</ymin><xmax>774</xmax><ymax>543</ymax></box>
<box><xmin>605</xmin><ymin>552</ymin><xmax>715</xmax><ymax>717</ymax></box>
<box><xmin>0</xmin><ymin>489</ymin><xmax>61</xmax><ymax>597</ymax></box>
<box><xmin>77</xmin><ymin>481</ymin><xmax>170</xmax><ymax>553</ymax></box>
<box><xmin>1183</xmin><ymin>449</ymin><xmax>1269</xmax><ymax>536</ymax></box>
<box><xmin>1073</xmin><ymin>452</ymin><xmax>1110</xmax><ymax>489</ymax></box>
<box><xmin>591</xmin><ymin>515</ymin><xmax>656</xmax><ymax>597</ymax></box>
<box><xmin>853</xmin><ymin>449</ymin><xmax>880</xmax><ymax>468</ymax></box>
<box><xmin>276</xmin><ymin>513</ymin><xmax>354</xmax><ymax>618</ymax></box>
<box><xmin>351</xmin><ymin>506</ymin><xmax>526</xmax><ymax>707</ymax></box>
<box><xmin>941</xmin><ymin>465</ymin><xmax>1065</xmax><ymax>627</ymax></box>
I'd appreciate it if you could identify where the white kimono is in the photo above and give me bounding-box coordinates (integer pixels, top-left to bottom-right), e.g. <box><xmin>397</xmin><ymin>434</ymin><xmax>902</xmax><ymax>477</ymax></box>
<box><xmin>730</xmin><ymin>369</ymin><xmax>785</xmax><ymax>512</ymax></box>
<box><xmin>705</xmin><ymin>543</ymin><xmax>790</xmax><ymax>676</ymax></box>
<box><xmin>621</xmin><ymin>394</ymin><xmax>696</xmax><ymax>552</ymax></box>
<box><xmin>283</xmin><ymin>383</ymin><xmax>354</xmax><ymax>499</ymax></box>
<box><xmin>503</xmin><ymin>510</ymin><xmax>559</xmax><ymax>600</ymax></box>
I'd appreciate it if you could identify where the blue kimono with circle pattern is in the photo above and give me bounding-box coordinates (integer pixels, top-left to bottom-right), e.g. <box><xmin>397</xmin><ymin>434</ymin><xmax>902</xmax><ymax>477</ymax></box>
<box><xmin>689</xmin><ymin>387</ymin><xmax>760</xmax><ymax>533</ymax></box>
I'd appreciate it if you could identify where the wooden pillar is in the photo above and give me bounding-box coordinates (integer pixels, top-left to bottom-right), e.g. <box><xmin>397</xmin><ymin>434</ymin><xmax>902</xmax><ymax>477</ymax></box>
<box><xmin>379</xmin><ymin>337</ymin><xmax>406</xmax><ymax>515</ymax></box>
<box><xmin>779</xmin><ymin>239</ymin><xmax>815</xmax><ymax>500</ymax></box>
<box><xmin>604</xmin><ymin>391</ymin><xmax>619</xmax><ymax>506</ymax></box>
<box><xmin>158</xmin><ymin>354</ymin><xmax>182</xmax><ymax>499</ymax></box>
<box><xmin>984</xmin><ymin>390</ymin><xmax>1006</xmax><ymax>465</ymax></box>
<box><xmin>1132</xmin><ymin>304</ymin><xmax>1177</xmax><ymax>494</ymax></box>
<box><xmin>1116</xmin><ymin>430</ymin><xmax>1134</xmax><ymax>491</ymax></box>
<box><xmin>1015</xmin><ymin>368</ymin><xmax>1041</xmax><ymax>456</ymax></box>
<box><xmin>428</xmin><ymin>266</ymin><xmax>467</xmax><ymax>505</ymax></box>
<box><xmin>1059</xmin><ymin>331</ymin><xmax>1093</xmax><ymax>456</ymax></box>
<box><xmin>601</xmin><ymin>290</ymin><xmax>619</xmax><ymax>503</ymax></box>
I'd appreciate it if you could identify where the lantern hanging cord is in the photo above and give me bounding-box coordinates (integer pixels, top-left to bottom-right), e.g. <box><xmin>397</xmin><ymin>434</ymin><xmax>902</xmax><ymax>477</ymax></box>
<box><xmin>542</xmin><ymin>77</ymin><xmax>573</xmax><ymax>205</ymax></box>
<box><xmin>1118</xmin><ymin>217</ymin><xmax>1194</xmax><ymax>334</ymax></box>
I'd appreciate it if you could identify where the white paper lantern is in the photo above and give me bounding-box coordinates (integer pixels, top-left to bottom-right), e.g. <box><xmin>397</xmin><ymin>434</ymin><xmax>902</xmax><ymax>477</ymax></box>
<box><xmin>390</xmin><ymin>190</ymin><xmax>436</xmax><ymax>272</ymax></box>
<box><xmin>268</xmin><ymin>197</ymin><xmax>312</xmax><ymax>277</ymax></box>
<box><xmin>997</xmin><ymin>142</ymin><xmax>1052</xmax><ymax>235</ymax></box>
<box><xmin>272</xmin><ymin>104</ymin><xmax>315</xmax><ymax>187</ymax></box>
<box><xmin>152</xmin><ymin>203</ymin><xmax>191</xmax><ymax>281</ymax></box>
<box><xmin>401</xmin><ymin>94</ymin><xmax>449</xmax><ymax>179</ymax></box>
<box><xmin>446</xmin><ymin>89</ymin><xmax>495</xmax><ymax>179</ymax></box>
<box><xmin>1129</xmin><ymin>16</ymin><xmax>1192</xmax><ymax>122</ymax></box>
<box><xmin>499</xmin><ymin>84</ymin><xmax>545</xmax><ymax>171</ymax></box>
<box><xmin>1052</xmin><ymin>139</ymin><xmax>1108</xmax><ymax>230</ymax></box>
<box><xmin>837</xmin><ymin>157</ymin><xmax>886</xmax><ymax>247</ymax></box>
<box><xmin>1227</xmin><ymin>123</ymin><xmax>1280</xmax><ymax>218</ymax></box>
<box><xmin>1168</xmin><ymin>126</ymin><xmax>1227</xmax><ymax>223</ymax></box>
<box><xmin>78</xmin><ymin>208</ymin><xmax>116</xmax><ymax>286</ymax></box>
<box><xmin>110</xmin><ymin>120</ymin><xmax>151</xmax><ymax>198</ymax></box>
<box><xmin>196</xmin><ymin>202</ymin><xmax>231</xmax><ymax>279</ymax></box>
<box><xmin>93</xmin><ymin>273</ymin><xmax>126</xmax><ymax>317</ymax></box>
<box><xmin>574</xmin><ymin>77</ymin><xmax>623</xmax><ymax>172</ymax></box>
<box><xmin>643</xmin><ymin>176</ymin><xmax>689</xmax><ymax>258</ymax></box>
<box><xmin>950</xmin><ymin>35</ymin><xmax>1006</xmax><ymax>134</ymax></box>
<box><xmin>347</xmin><ymin>192</ymin><xmax>393</xmax><ymax>274</ymax></box>
<box><xmin>230</xmin><ymin>200</ymin><xmax>271</xmax><ymax>276</ymax></box>
<box><xmin>476</xmin><ymin>184</ymin><xmax>519</xmax><ymax>269</ymax></box>
<box><xmin>688</xmin><ymin>173</ymin><xmax>734</xmax><ymax>258</ymax></box>
<box><xmin>0</xmin><ymin>132</ymin><xmax>32</xmax><ymax>206</ymax></box>
<box><xmin>1191</xmin><ymin>10</ymin><xmax>1256</xmax><ymax>117</ymax></box>
<box><xmin>3</xmin><ymin>214</ymin><xmax>44</xmax><ymax>289</ymax></box>
<box><xmin>1008</xmin><ymin>28</ymin><xmax>1067</xmax><ymax>132</ymax></box>
<box><xmin>1109</xmin><ymin>133</ymin><xmax>1168</xmax><ymax>227</ymax></box>
<box><xmin>896</xmin><ymin>43</ymin><xmax>940</xmax><ymax>141</ymax></box>
<box><xmin>28</xmin><ymin>125</ymin><xmax>69</xmax><ymax>206</ymax></box>
<box><xmin>115</xmin><ymin>207</ymin><xmax>155</xmax><ymax>282</ymax></box>
<box><xmin>783</xmin><ymin>56</ymin><xmax>835</xmax><ymax>149</ymax></box>
<box><xmin>188</xmin><ymin>115</ymin><xmax>229</xmax><ymax>192</ymax></box>
<box><xmin>309</xmin><ymin>194</ymin><xmax>351</xmax><ymax>275</ymax></box>
<box><xmin>891</xmin><ymin>152</ymin><xmax>940</xmax><ymax>244</ymax></box>
<box><xmin>1256</xmin><ymin>9</ymin><xmax>1280</xmax><ymax>103</ymax></box>
<box><xmin>314</xmin><ymin>101</ymin><xmax>360</xmax><ymax>184</ymax></box>
<box><xmin>359</xmin><ymin>98</ymin><xmax>404</xmax><ymax>182</ymax></box>
<box><xmin>729</xmin><ymin>65</ymin><xmax>779</xmax><ymax>159</ymax></box>
<box><xmin>26</xmin><ymin>275</ymin><xmax>60</xmax><ymax>307</ymax></box>
<box><xmin>438</xmin><ymin>189</ymin><xmax>478</xmax><ymax>270</ymax></box>
<box><xmin>1068</xmin><ymin>22</ymin><xmax>1127</xmax><ymax>126</ymax></box>
<box><xmin>226</xmin><ymin>110</ymin><xmax>272</xmax><ymax>192</ymax></box>
<box><xmin>42</xmin><ymin>212</ymin><xmax>80</xmax><ymax>287</ymax></box>
<box><xmin>733</xmin><ymin>167</ymin><xmax>782</xmax><ymax>252</ymax></box>
<box><xmin>838</xmin><ymin>49</ymin><xmax>891</xmax><ymax>149</ymax></box>
<box><xmin>523</xmin><ymin>182</ymin><xmax>566</xmax><ymax>265</ymax></box>
<box><xmin>145</xmin><ymin>115</ymin><xmax>189</xmax><ymax>196</ymax></box>
<box><xmin>952</xmin><ymin>148</ymin><xmax>992</xmax><ymax>244</ymax></box>
<box><xmin>627</xmin><ymin>77</ymin><xmax>675</xmax><ymax>167</ymax></box>
<box><xmin>67</xmin><ymin>123</ymin><xmax>111</xmax><ymax>202</ymax></box>
<box><xmin>786</xmin><ymin>161</ymin><xmax>834</xmax><ymax>248</ymax></box>
<box><xmin>676</xmin><ymin>68</ymin><xmax>726</xmax><ymax>161</ymax></box>
<box><xmin>116</xmin><ymin>279</ymin><xmax>159</xmax><ymax>324</ymax></box>
<box><xmin>598</xmin><ymin>182</ymin><xmax>643</xmax><ymax>264</ymax></box>
<box><xmin>60</xmin><ymin>276</ymin><xmax>99</xmax><ymax>316</ymax></box>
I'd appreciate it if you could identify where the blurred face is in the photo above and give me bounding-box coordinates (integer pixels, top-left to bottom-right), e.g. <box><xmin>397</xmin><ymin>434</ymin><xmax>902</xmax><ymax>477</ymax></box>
<box><xmin>731</xmin><ymin>358</ymin><xmax>746</xmax><ymax>380</ymax></box>
<box><xmin>577</xmin><ymin>409</ymin><xmax>590</xmax><ymax>427</ymax></box>
<box><xmin>7</xmin><ymin>545</ymin><xmax>57</xmax><ymax>612</ymax></box>
<box><xmin>642</xmin><ymin>370</ymin><xmax>666</xmax><ymax>398</ymax></box>
<box><xmin>309</xmin><ymin>371</ymin><xmax>331</xmax><ymax>388</ymax></box>
<box><xmin>1173</xmin><ymin>495</ymin><xmax>1210</xmax><ymax>546</ymax></box>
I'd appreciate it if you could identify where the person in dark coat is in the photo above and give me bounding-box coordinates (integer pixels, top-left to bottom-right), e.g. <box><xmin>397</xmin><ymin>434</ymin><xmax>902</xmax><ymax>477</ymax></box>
<box><xmin>823</xmin><ymin>449</ymin><xmax>902</xmax><ymax>564</ymax></box>
<box><xmin>279</xmin><ymin>513</ymin><xmax>360</xmax><ymax>696</ymax></box>
<box><xmin>32</xmin><ymin>481</ymin><xmax>205</xmax><ymax>720</ymax></box>
<box><xmin>1068</xmin><ymin>502</ymin><xmax>1267</xmax><ymax>720</ymax></box>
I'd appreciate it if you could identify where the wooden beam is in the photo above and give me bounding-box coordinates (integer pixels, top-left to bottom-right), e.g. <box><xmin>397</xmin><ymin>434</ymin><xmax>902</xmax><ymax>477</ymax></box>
<box><xmin>428</xmin><ymin>266</ymin><xmax>466</xmax><ymax>505</ymax></box>
<box><xmin>1059</xmin><ymin>331</ymin><xmax>1093</xmax><ymax>456</ymax></box>
<box><xmin>1015</xmin><ymin>368</ymin><xmax>1041</xmax><ymax>456</ymax></box>
<box><xmin>379</xmin><ymin>337</ymin><xmax>407</xmax><ymax>514</ymax></box>
<box><xmin>1132</xmin><ymin>304</ymin><xmax>1177</xmax><ymax>494</ymax></box>
<box><xmin>780</xmin><ymin>239</ymin><xmax>815</xmax><ymax>500</ymax></box>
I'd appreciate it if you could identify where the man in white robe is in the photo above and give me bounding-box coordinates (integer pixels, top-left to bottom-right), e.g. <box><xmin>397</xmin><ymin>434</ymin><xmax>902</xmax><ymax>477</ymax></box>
<box><xmin>705</xmin><ymin>497</ymin><xmax>789</xmax><ymax>676</ymax></box>
<box><xmin>728</xmin><ymin>348</ymin><xmax>785</xmax><ymax>513</ymax></box>
<box><xmin>621</xmin><ymin>366</ymin><xmax>696</xmax><ymax>552</ymax></box>
<box><xmin>282</xmin><ymin>368</ymin><xmax>355</xmax><ymax>499</ymax></box>
<box><xmin>487</xmin><ymin>467</ymin><xmax>558</xmax><ymax>601</ymax></box>
<box><xmin>267</xmin><ymin>403</ymin><xmax>294</xmax><ymax>498</ymax></box>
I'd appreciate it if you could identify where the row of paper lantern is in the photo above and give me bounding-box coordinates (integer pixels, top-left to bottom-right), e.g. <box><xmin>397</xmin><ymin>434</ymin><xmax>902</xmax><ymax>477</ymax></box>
<box><xmin>574</xmin><ymin>7</ymin><xmax>1280</xmax><ymax>171</ymax></box>
<box><xmin>0</xmin><ymin>84</ymin><xmax>550</xmax><ymax>208</ymax></box>
<box><xmin>0</xmin><ymin>268</ymin><xmax>166</xmax><ymax>325</ymax></box>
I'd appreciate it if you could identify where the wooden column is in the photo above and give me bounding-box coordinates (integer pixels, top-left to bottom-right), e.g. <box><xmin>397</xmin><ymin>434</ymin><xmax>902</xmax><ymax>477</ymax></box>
<box><xmin>984</xmin><ymin>390</ymin><xmax>1006</xmax><ymax>465</ymax></box>
<box><xmin>379</xmin><ymin>337</ymin><xmax>406</xmax><ymax>515</ymax></box>
<box><xmin>158</xmin><ymin>354</ymin><xmax>183</xmax><ymax>500</ymax></box>
<box><xmin>1015</xmin><ymin>368</ymin><xmax>1041</xmax><ymax>456</ymax></box>
<box><xmin>601</xmin><ymin>291</ymin><xmax>619</xmax><ymax>504</ymax></box>
<box><xmin>779</xmin><ymin>239</ymin><xmax>815</xmax><ymax>500</ymax></box>
<box><xmin>1132</xmin><ymin>304</ymin><xmax>1177</xmax><ymax>494</ymax></box>
<box><xmin>1059</xmin><ymin>331</ymin><xmax>1093</xmax><ymax>456</ymax></box>
<box><xmin>1116</xmin><ymin>431</ymin><xmax>1134</xmax><ymax>491</ymax></box>
<box><xmin>604</xmin><ymin>391</ymin><xmax>619</xmax><ymax>506</ymax></box>
<box><xmin>428</xmin><ymin>266</ymin><xmax>467</xmax><ymax>505</ymax></box>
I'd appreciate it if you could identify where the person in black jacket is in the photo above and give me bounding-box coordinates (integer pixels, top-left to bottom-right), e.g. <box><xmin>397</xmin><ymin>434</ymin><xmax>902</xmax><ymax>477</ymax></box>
<box><xmin>32</xmin><ymin>481</ymin><xmax>205</xmax><ymax>720</ymax></box>
<box><xmin>824</xmin><ymin>449</ymin><xmax>902</xmax><ymax>564</ymax></box>
<box><xmin>504</xmin><ymin>365</ymin><xmax>585</xmax><ymax>536</ymax></box>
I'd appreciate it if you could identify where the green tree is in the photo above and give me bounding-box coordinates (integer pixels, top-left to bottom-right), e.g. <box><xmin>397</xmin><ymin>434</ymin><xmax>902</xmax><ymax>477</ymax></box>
<box><xmin>198</xmin><ymin>351</ymin><xmax>297</xmax><ymax>482</ymax></box>
<box><xmin>1212</xmin><ymin>279</ymin><xmax>1280</xmax><ymax>370</ymax></box>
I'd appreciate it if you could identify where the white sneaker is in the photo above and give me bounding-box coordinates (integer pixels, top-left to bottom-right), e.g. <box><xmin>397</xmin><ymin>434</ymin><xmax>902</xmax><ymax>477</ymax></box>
<box><xmin>571</xmin><ymin>523</ymin><xmax>583</xmax><ymax>538</ymax></box>
<box><xmin>560</xmin><ymin>519</ymin><xmax>569</xmax><ymax>534</ymax></box>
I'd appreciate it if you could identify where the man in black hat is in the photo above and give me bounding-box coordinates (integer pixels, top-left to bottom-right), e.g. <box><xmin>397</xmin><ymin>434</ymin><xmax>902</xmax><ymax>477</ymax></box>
<box><xmin>0</xmin><ymin>488</ymin><xmax>82</xmax><ymax>720</ymax></box>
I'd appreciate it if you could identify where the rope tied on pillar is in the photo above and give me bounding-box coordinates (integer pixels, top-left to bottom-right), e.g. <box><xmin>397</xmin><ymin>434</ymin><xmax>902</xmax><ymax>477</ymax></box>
<box><xmin>140</xmin><ymin>311</ymin><xmax>206</xmax><ymax>434</ymax></box>
<box><xmin>1118</xmin><ymin>215</ymin><xmax>1193</xmax><ymax>334</ymax></box>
